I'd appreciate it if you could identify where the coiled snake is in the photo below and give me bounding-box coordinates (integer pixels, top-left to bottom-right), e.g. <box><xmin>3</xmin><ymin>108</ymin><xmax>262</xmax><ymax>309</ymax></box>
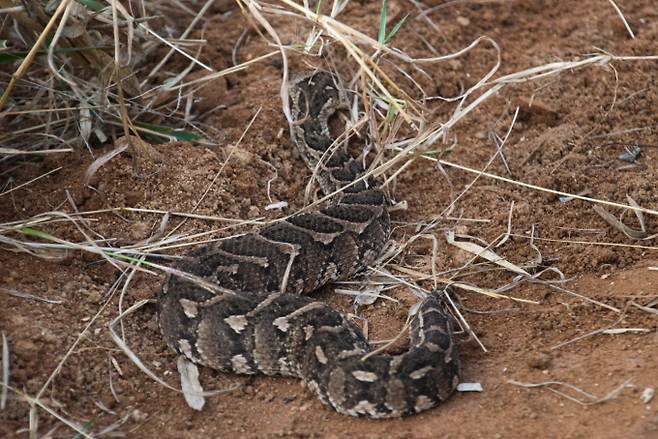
<box><xmin>157</xmin><ymin>71</ymin><xmax>461</xmax><ymax>418</ymax></box>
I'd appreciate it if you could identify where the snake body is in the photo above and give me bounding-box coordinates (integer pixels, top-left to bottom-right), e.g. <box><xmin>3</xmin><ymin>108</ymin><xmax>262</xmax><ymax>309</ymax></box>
<box><xmin>157</xmin><ymin>71</ymin><xmax>460</xmax><ymax>417</ymax></box>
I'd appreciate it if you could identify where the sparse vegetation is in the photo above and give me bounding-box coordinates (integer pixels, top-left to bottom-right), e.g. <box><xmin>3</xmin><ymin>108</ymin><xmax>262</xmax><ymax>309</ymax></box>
<box><xmin>2</xmin><ymin>0</ymin><xmax>657</xmax><ymax>437</ymax></box>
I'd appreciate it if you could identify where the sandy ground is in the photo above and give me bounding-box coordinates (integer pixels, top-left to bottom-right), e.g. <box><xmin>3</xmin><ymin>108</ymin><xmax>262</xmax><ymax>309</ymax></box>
<box><xmin>1</xmin><ymin>0</ymin><xmax>658</xmax><ymax>437</ymax></box>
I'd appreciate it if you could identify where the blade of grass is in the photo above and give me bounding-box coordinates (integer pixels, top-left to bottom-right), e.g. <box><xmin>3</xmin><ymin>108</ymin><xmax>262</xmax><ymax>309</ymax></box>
<box><xmin>0</xmin><ymin>167</ymin><xmax>62</xmax><ymax>198</ymax></box>
<box><xmin>385</xmin><ymin>13</ymin><xmax>408</xmax><ymax>44</ymax></box>
<box><xmin>378</xmin><ymin>0</ymin><xmax>387</xmax><ymax>45</ymax></box>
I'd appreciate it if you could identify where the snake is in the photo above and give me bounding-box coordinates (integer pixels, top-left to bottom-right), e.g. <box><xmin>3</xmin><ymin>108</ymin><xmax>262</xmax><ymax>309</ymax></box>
<box><xmin>156</xmin><ymin>71</ymin><xmax>461</xmax><ymax>418</ymax></box>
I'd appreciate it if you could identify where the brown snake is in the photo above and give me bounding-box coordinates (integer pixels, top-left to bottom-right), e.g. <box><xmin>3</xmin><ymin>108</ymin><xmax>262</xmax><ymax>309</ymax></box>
<box><xmin>157</xmin><ymin>71</ymin><xmax>461</xmax><ymax>417</ymax></box>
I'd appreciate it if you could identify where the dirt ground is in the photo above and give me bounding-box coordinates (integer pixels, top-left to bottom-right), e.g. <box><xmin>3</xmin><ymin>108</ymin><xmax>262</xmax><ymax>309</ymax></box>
<box><xmin>2</xmin><ymin>0</ymin><xmax>658</xmax><ymax>437</ymax></box>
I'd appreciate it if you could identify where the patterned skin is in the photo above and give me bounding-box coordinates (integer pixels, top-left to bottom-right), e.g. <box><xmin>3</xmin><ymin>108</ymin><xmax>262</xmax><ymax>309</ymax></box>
<box><xmin>157</xmin><ymin>71</ymin><xmax>460</xmax><ymax>417</ymax></box>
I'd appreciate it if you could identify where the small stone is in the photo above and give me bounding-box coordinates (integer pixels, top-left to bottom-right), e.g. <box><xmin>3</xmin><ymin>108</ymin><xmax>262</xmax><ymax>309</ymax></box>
<box><xmin>62</xmin><ymin>281</ymin><xmax>78</xmax><ymax>294</ymax></box>
<box><xmin>146</xmin><ymin>315</ymin><xmax>158</xmax><ymax>332</ymax></box>
<box><xmin>247</xmin><ymin>206</ymin><xmax>260</xmax><ymax>218</ymax></box>
<box><xmin>527</xmin><ymin>352</ymin><xmax>552</xmax><ymax>370</ymax></box>
<box><xmin>131</xmin><ymin>409</ymin><xmax>148</xmax><ymax>422</ymax></box>
<box><xmin>538</xmin><ymin>319</ymin><xmax>553</xmax><ymax>331</ymax></box>
<box><xmin>14</xmin><ymin>339</ymin><xmax>38</xmax><ymax>357</ymax></box>
<box><xmin>456</xmin><ymin>16</ymin><xmax>470</xmax><ymax>26</ymax></box>
<box><xmin>641</xmin><ymin>387</ymin><xmax>655</xmax><ymax>404</ymax></box>
<box><xmin>283</xmin><ymin>395</ymin><xmax>297</xmax><ymax>404</ymax></box>
<box><xmin>271</xmin><ymin>58</ymin><xmax>283</xmax><ymax>69</ymax></box>
<box><xmin>26</xmin><ymin>378</ymin><xmax>41</xmax><ymax>393</ymax></box>
<box><xmin>40</xmin><ymin>329</ymin><xmax>58</xmax><ymax>343</ymax></box>
<box><xmin>232</xmin><ymin>147</ymin><xmax>254</xmax><ymax>166</ymax></box>
<box><xmin>181</xmin><ymin>180</ymin><xmax>196</xmax><ymax>193</ymax></box>
<box><xmin>448</xmin><ymin>59</ymin><xmax>462</xmax><ymax>70</ymax></box>
<box><xmin>85</xmin><ymin>289</ymin><xmax>102</xmax><ymax>304</ymax></box>
<box><xmin>129</xmin><ymin>221</ymin><xmax>150</xmax><ymax>241</ymax></box>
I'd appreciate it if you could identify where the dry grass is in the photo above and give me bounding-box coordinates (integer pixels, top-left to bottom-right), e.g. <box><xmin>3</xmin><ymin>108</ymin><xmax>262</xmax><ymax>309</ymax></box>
<box><xmin>2</xmin><ymin>0</ymin><xmax>658</xmax><ymax>436</ymax></box>
<box><xmin>0</xmin><ymin>0</ymin><xmax>216</xmax><ymax>162</ymax></box>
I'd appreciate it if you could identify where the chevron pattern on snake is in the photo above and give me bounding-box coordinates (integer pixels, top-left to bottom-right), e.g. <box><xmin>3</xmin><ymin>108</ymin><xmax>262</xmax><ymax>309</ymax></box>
<box><xmin>157</xmin><ymin>71</ymin><xmax>461</xmax><ymax>418</ymax></box>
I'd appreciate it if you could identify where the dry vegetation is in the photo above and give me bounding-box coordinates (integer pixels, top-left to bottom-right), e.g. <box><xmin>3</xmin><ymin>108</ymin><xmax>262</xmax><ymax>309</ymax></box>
<box><xmin>1</xmin><ymin>0</ymin><xmax>658</xmax><ymax>437</ymax></box>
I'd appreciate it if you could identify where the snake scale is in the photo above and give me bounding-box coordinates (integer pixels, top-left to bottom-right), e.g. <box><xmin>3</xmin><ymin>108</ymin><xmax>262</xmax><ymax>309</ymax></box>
<box><xmin>157</xmin><ymin>71</ymin><xmax>461</xmax><ymax>418</ymax></box>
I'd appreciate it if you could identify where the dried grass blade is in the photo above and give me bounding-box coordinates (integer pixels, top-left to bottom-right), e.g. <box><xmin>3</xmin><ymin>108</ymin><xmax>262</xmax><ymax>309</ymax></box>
<box><xmin>0</xmin><ymin>167</ymin><xmax>62</xmax><ymax>198</ymax></box>
<box><xmin>601</xmin><ymin>328</ymin><xmax>650</xmax><ymax>334</ymax></box>
<box><xmin>606</xmin><ymin>0</ymin><xmax>635</xmax><ymax>38</ymax></box>
<box><xmin>630</xmin><ymin>301</ymin><xmax>658</xmax><ymax>315</ymax></box>
<box><xmin>0</xmin><ymin>147</ymin><xmax>73</xmax><ymax>155</ymax></box>
<box><xmin>177</xmin><ymin>356</ymin><xmax>205</xmax><ymax>410</ymax></box>
<box><xmin>0</xmin><ymin>286</ymin><xmax>62</xmax><ymax>304</ymax></box>
<box><xmin>84</xmin><ymin>142</ymin><xmax>130</xmax><ymax>184</ymax></box>
<box><xmin>1</xmin><ymin>333</ymin><xmax>8</xmax><ymax>410</ymax></box>
<box><xmin>627</xmin><ymin>195</ymin><xmax>646</xmax><ymax>232</ymax></box>
<box><xmin>389</xmin><ymin>265</ymin><xmax>538</xmax><ymax>304</ymax></box>
<box><xmin>0</xmin><ymin>0</ymin><xmax>72</xmax><ymax>109</ymax></box>
<box><xmin>446</xmin><ymin>231</ymin><xmax>529</xmax><ymax>276</ymax></box>
<box><xmin>508</xmin><ymin>378</ymin><xmax>632</xmax><ymax>406</ymax></box>
<box><xmin>593</xmin><ymin>205</ymin><xmax>648</xmax><ymax>239</ymax></box>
